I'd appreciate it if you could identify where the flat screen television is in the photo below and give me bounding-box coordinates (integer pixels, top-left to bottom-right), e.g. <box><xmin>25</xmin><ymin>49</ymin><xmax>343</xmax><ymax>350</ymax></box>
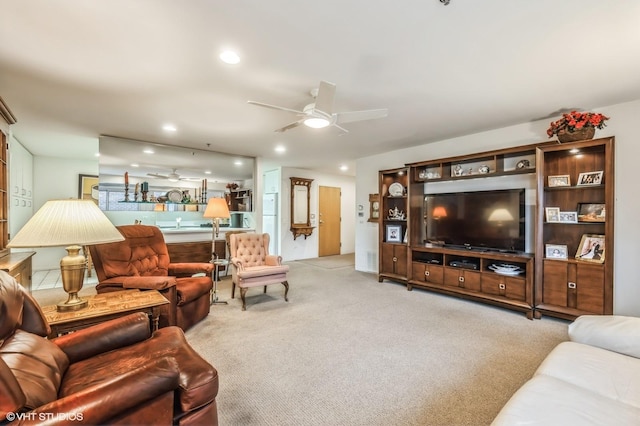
<box><xmin>424</xmin><ymin>188</ymin><xmax>526</xmax><ymax>253</ymax></box>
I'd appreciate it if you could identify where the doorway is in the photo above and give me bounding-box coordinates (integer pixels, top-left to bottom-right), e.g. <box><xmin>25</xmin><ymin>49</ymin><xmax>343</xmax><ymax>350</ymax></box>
<box><xmin>319</xmin><ymin>186</ymin><xmax>341</xmax><ymax>256</ymax></box>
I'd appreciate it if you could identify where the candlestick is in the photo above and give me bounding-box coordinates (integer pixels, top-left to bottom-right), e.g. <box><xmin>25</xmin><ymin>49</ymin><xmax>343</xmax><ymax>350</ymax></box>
<box><xmin>124</xmin><ymin>172</ymin><xmax>129</xmax><ymax>185</ymax></box>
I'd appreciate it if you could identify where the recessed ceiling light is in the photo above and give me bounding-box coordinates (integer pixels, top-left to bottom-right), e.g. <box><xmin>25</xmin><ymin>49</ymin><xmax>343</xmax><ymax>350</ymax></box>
<box><xmin>275</xmin><ymin>145</ymin><xmax>286</xmax><ymax>153</ymax></box>
<box><xmin>340</xmin><ymin>165</ymin><xmax>348</xmax><ymax>171</ymax></box>
<box><xmin>205</xmin><ymin>171</ymin><xmax>212</xmax><ymax>175</ymax></box>
<box><xmin>234</xmin><ymin>160</ymin><xmax>243</xmax><ymax>166</ymax></box>
<box><xmin>219</xmin><ymin>50</ymin><xmax>240</xmax><ymax>65</ymax></box>
<box><xmin>131</xmin><ymin>163</ymin><xmax>139</xmax><ymax>167</ymax></box>
<box><xmin>95</xmin><ymin>153</ymin><xmax>100</xmax><ymax>157</ymax></box>
<box><xmin>162</xmin><ymin>124</ymin><xmax>177</xmax><ymax>132</ymax></box>
<box><xmin>143</xmin><ymin>149</ymin><xmax>155</xmax><ymax>154</ymax></box>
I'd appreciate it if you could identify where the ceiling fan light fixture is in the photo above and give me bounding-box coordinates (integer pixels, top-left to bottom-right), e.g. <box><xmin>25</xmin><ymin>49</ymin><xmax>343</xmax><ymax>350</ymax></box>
<box><xmin>219</xmin><ymin>50</ymin><xmax>240</xmax><ymax>65</ymax></box>
<box><xmin>304</xmin><ymin>117</ymin><xmax>330</xmax><ymax>129</ymax></box>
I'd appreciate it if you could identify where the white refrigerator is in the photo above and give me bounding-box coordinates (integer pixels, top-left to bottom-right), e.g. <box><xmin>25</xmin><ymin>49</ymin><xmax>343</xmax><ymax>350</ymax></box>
<box><xmin>263</xmin><ymin>193</ymin><xmax>278</xmax><ymax>254</ymax></box>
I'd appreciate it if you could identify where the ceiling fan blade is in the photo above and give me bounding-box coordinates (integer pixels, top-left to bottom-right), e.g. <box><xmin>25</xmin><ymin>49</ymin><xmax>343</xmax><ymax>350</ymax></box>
<box><xmin>335</xmin><ymin>108</ymin><xmax>388</xmax><ymax>124</ymax></box>
<box><xmin>314</xmin><ymin>81</ymin><xmax>336</xmax><ymax>114</ymax></box>
<box><xmin>333</xmin><ymin>123</ymin><xmax>349</xmax><ymax>134</ymax></box>
<box><xmin>274</xmin><ymin>120</ymin><xmax>304</xmax><ymax>133</ymax></box>
<box><xmin>147</xmin><ymin>173</ymin><xmax>168</xmax><ymax>179</ymax></box>
<box><xmin>247</xmin><ymin>100</ymin><xmax>304</xmax><ymax>115</ymax></box>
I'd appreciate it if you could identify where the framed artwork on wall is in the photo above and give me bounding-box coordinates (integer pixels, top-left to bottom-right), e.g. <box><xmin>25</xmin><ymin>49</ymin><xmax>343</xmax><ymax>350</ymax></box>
<box><xmin>368</xmin><ymin>193</ymin><xmax>380</xmax><ymax>222</ymax></box>
<box><xmin>78</xmin><ymin>174</ymin><xmax>99</xmax><ymax>204</ymax></box>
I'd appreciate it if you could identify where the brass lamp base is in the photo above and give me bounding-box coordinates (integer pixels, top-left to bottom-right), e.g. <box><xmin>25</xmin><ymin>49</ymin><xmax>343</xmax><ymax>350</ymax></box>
<box><xmin>57</xmin><ymin>294</ymin><xmax>89</xmax><ymax>312</ymax></box>
<box><xmin>57</xmin><ymin>245</ymin><xmax>88</xmax><ymax>312</ymax></box>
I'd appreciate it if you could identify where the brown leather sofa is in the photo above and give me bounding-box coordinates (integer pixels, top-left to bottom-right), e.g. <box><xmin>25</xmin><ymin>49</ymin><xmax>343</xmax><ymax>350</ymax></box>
<box><xmin>89</xmin><ymin>224</ymin><xmax>214</xmax><ymax>331</ymax></box>
<box><xmin>0</xmin><ymin>270</ymin><xmax>219</xmax><ymax>425</ymax></box>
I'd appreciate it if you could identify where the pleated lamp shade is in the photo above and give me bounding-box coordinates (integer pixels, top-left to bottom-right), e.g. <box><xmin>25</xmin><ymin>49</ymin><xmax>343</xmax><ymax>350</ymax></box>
<box><xmin>8</xmin><ymin>199</ymin><xmax>124</xmax><ymax>248</ymax></box>
<box><xmin>202</xmin><ymin>197</ymin><xmax>231</xmax><ymax>220</ymax></box>
<box><xmin>7</xmin><ymin>199</ymin><xmax>124</xmax><ymax>312</ymax></box>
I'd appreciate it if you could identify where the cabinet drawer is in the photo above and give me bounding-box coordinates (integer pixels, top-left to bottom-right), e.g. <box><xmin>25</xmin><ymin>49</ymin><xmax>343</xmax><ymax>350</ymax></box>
<box><xmin>481</xmin><ymin>274</ymin><xmax>525</xmax><ymax>301</ymax></box>
<box><xmin>411</xmin><ymin>262</ymin><xmax>443</xmax><ymax>284</ymax></box>
<box><xmin>444</xmin><ymin>268</ymin><xmax>481</xmax><ymax>291</ymax></box>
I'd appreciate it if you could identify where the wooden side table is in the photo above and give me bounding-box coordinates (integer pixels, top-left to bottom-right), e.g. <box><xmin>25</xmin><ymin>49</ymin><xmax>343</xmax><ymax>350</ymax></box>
<box><xmin>0</xmin><ymin>251</ymin><xmax>36</xmax><ymax>293</ymax></box>
<box><xmin>42</xmin><ymin>289</ymin><xmax>169</xmax><ymax>339</ymax></box>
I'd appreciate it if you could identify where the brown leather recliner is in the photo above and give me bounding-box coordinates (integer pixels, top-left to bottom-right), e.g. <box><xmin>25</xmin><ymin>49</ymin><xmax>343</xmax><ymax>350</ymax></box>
<box><xmin>0</xmin><ymin>270</ymin><xmax>219</xmax><ymax>425</ymax></box>
<box><xmin>89</xmin><ymin>225</ymin><xmax>213</xmax><ymax>331</ymax></box>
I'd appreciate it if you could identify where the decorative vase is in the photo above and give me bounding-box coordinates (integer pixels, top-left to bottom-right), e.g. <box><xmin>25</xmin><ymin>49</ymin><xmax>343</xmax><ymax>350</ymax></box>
<box><xmin>556</xmin><ymin>127</ymin><xmax>595</xmax><ymax>143</ymax></box>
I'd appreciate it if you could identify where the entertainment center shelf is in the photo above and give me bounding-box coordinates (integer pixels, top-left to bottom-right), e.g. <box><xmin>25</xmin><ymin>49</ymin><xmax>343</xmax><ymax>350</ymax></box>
<box><xmin>409</xmin><ymin>142</ymin><xmax>545</xmax><ymax>182</ymax></box>
<box><xmin>409</xmin><ymin>246</ymin><xmax>534</xmax><ymax>319</ymax></box>
<box><xmin>378</xmin><ymin>137</ymin><xmax>614</xmax><ymax>320</ymax></box>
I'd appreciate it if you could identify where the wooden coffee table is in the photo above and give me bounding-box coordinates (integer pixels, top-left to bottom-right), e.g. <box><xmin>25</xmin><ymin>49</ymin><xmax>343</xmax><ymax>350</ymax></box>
<box><xmin>42</xmin><ymin>289</ymin><xmax>169</xmax><ymax>339</ymax></box>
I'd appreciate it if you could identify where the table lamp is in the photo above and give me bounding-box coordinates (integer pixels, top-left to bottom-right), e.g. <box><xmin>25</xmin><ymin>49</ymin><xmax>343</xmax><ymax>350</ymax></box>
<box><xmin>203</xmin><ymin>197</ymin><xmax>231</xmax><ymax>239</ymax></box>
<box><xmin>7</xmin><ymin>199</ymin><xmax>125</xmax><ymax>311</ymax></box>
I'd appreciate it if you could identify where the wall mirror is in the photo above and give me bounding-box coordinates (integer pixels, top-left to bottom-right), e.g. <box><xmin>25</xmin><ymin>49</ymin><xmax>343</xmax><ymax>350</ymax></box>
<box><xmin>290</xmin><ymin>177</ymin><xmax>314</xmax><ymax>240</ymax></box>
<box><xmin>97</xmin><ymin>136</ymin><xmax>254</xmax><ymax>211</ymax></box>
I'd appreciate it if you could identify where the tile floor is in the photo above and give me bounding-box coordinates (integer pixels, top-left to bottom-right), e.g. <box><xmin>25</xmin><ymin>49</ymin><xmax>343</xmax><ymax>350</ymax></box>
<box><xmin>32</xmin><ymin>268</ymin><xmax>99</xmax><ymax>291</ymax></box>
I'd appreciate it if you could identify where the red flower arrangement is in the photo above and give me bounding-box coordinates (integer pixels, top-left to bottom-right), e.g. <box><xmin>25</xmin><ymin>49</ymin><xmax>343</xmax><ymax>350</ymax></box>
<box><xmin>547</xmin><ymin>111</ymin><xmax>609</xmax><ymax>138</ymax></box>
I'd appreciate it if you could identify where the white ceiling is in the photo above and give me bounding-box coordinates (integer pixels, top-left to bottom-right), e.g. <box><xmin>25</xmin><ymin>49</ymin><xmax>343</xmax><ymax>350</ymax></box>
<box><xmin>1</xmin><ymin>1</ymin><xmax>640</xmax><ymax>177</ymax></box>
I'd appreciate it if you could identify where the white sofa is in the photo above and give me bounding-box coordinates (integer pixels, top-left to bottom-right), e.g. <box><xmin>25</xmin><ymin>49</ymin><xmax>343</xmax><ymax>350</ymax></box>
<box><xmin>492</xmin><ymin>315</ymin><xmax>640</xmax><ymax>425</ymax></box>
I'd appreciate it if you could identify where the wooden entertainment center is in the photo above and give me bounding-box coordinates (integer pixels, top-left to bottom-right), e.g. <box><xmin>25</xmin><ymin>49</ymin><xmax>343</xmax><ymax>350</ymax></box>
<box><xmin>378</xmin><ymin>137</ymin><xmax>614</xmax><ymax>320</ymax></box>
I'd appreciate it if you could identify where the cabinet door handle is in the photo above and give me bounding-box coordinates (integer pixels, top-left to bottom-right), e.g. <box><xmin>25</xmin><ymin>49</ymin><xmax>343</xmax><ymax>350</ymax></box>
<box><xmin>425</xmin><ymin>270</ymin><xmax>430</xmax><ymax>277</ymax></box>
<box><xmin>392</xmin><ymin>256</ymin><xmax>398</xmax><ymax>262</ymax></box>
<box><xmin>568</xmin><ymin>282</ymin><xmax>577</xmax><ymax>289</ymax></box>
<box><xmin>21</xmin><ymin>188</ymin><xmax>26</xmax><ymax>196</ymax></box>
<box><xmin>458</xmin><ymin>276</ymin><xmax>465</xmax><ymax>283</ymax></box>
<box><xmin>499</xmin><ymin>283</ymin><xmax>506</xmax><ymax>290</ymax></box>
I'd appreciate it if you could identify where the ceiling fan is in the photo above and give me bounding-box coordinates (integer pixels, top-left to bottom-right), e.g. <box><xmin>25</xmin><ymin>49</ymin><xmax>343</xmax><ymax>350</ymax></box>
<box><xmin>248</xmin><ymin>80</ymin><xmax>388</xmax><ymax>133</ymax></box>
<box><xmin>147</xmin><ymin>168</ymin><xmax>198</xmax><ymax>182</ymax></box>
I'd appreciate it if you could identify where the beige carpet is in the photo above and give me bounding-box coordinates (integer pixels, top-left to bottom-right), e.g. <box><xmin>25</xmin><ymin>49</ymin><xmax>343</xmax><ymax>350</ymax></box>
<box><xmin>296</xmin><ymin>253</ymin><xmax>355</xmax><ymax>269</ymax></box>
<box><xmin>183</xmin><ymin>261</ymin><xmax>568</xmax><ymax>426</ymax></box>
<box><xmin>31</xmin><ymin>261</ymin><xmax>568</xmax><ymax>425</ymax></box>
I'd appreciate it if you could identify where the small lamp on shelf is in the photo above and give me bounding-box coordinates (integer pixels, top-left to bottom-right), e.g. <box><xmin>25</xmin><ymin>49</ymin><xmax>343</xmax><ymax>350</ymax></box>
<box><xmin>7</xmin><ymin>199</ymin><xmax>125</xmax><ymax>312</ymax></box>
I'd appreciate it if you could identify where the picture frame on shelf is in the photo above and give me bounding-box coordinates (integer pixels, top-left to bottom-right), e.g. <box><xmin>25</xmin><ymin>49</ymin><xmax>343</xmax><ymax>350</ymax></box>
<box><xmin>545</xmin><ymin>207</ymin><xmax>560</xmax><ymax>223</ymax></box>
<box><xmin>548</xmin><ymin>175</ymin><xmax>571</xmax><ymax>187</ymax></box>
<box><xmin>577</xmin><ymin>203</ymin><xmax>606</xmax><ymax>222</ymax></box>
<box><xmin>386</xmin><ymin>224</ymin><xmax>402</xmax><ymax>243</ymax></box>
<box><xmin>545</xmin><ymin>244</ymin><xmax>568</xmax><ymax>259</ymax></box>
<box><xmin>575</xmin><ymin>234</ymin><xmax>605</xmax><ymax>263</ymax></box>
<box><xmin>558</xmin><ymin>211</ymin><xmax>578</xmax><ymax>223</ymax></box>
<box><xmin>577</xmin><ymin>171</ymin><xmax>603</xmax><ymax>186</ymax></box>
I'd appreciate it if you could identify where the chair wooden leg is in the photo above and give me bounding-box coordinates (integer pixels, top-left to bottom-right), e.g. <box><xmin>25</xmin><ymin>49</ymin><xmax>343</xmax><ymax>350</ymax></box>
<box><xmin>231</xmin><ymin>282</ymin><xmax>236</xmax><ymax>299</ymax></box>
<box><xmin>282</xmin><ymin>281</ymin><xmax>289</xmax><ymax>302</ymax></box>
<box><xmin>263</xmin><ymin>285</ymin><xmax>267</xmax><ymax>293</ymax></box>
<box><xmin>240</xmin><ymin>288</ymin><xmax>248</xmax><ymax>311</ymax></box>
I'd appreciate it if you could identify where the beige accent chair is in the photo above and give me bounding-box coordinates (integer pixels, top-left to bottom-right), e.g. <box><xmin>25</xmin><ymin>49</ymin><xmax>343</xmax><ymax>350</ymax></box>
<box><xmin>229</xmin><ymin>233</ymin><xmax>289</xmax><ymax>310</ymax></box>
<box><xmin>224</xmin><ymin>230</ymin><xmax>246</xmax><ymax>277</ymax></box>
